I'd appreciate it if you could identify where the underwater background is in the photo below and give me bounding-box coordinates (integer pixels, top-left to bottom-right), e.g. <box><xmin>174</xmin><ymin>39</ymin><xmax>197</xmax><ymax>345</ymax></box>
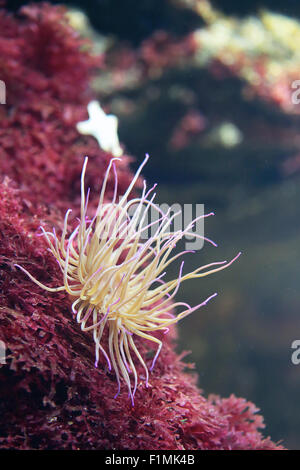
<box><xmin>4</xmin><ymin>0</ymin><xmax>300</xmax><ymax>449</ymax></box>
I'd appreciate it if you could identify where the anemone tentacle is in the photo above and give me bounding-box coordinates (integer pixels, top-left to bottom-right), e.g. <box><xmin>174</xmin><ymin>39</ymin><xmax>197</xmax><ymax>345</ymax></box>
<box><xmin>15</xmin><ymin>154</ymin><xmax>240</xmax><ymax>405</ymax></box>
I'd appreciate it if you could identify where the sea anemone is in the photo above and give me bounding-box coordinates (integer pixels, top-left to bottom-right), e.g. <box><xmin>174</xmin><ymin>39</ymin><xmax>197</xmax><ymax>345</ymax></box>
<box><xmin>16</xmin><ymin>154</ymin><xmax>240</xmax><ymax>405</ymax></box>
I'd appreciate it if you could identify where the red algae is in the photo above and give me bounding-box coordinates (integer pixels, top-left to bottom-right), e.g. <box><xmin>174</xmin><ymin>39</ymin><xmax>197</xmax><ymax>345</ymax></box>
<box><xmin>0</xmin><ymin>3</ymin><xmax>284</xmax><ymax>450</ymax></box>
<box><xmin>0</xmin><ymin>2</ymin><xmax>134</xmax><ymax>215</ymax></box>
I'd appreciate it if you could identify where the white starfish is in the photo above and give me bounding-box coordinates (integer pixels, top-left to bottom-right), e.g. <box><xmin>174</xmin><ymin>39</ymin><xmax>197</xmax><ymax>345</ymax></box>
<box><xmin>76</xmin><ymin>100</ymin><xmax>123</xmax><ymax>157</ymax></box>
